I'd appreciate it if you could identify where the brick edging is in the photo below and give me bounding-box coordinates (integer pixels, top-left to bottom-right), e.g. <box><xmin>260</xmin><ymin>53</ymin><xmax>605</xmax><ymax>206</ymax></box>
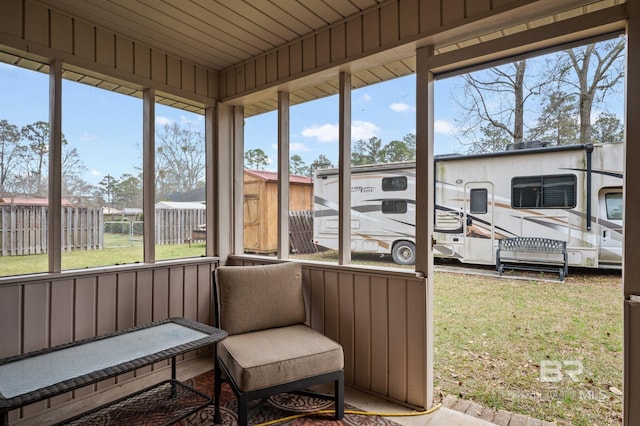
<box><xmin>440</xmin><ymin>395</ymin><xmax>558</xmax><ymax>426</ymax></box>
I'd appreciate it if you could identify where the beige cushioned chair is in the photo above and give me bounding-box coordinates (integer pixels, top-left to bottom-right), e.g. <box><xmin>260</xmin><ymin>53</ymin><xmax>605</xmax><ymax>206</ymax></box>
<box><xmin>212</xmin><ymin>262</ymin><xmax>344</xmax><ymax>426</ymax></box>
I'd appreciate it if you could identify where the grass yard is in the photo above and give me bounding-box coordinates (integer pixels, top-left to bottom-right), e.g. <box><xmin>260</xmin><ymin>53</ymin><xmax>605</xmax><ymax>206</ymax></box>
<box><xmin>433</xmin><ymin>270</ymin><xmax>623</xmax><ymax>425</ymax></box>
<box><xmin>0</xmin><ymin>233</ymin><xmax>206</xmax><ymax>276</ymax></box>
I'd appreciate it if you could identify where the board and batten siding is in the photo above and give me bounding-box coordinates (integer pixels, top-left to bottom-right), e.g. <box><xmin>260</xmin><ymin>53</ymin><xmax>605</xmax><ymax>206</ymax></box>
<box><xmin>0</xmin><ymin>0</ymin><xmax>217</xmax><ymax>105</ymax></box>
<box><xmin>0</xmin><ymin>259</ymin><xmax>218</xmax><ymax>423</ymax></box>
<box><xmin>220</xmin><ymin>0</ymin><xmax>526</xmax><ymax>100</ymax></box>
<box><xmin>228</xmin><ymin>257</ymin><xmax>429</xmax><ymax>409</ymax></box>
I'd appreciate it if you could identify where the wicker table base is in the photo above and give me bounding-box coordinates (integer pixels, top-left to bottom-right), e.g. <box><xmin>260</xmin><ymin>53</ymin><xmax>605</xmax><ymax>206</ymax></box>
<box><xmin>56</xmin><ymin>380</ymin><xmax>210</xmax><ymax>426</ymax></box>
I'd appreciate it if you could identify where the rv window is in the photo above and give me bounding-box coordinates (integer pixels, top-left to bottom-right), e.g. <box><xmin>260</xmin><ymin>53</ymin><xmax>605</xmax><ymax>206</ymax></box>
<box><xmin>605</xmin><ymin>192</ymin><xmax>623</xmax><ymax>220</ymax></box>
<box><xmin>511</xmin><ymin>174</ymin><xmax>576</xmax><ymax>209</ymax></box>
<box><xmin>382</xmin><ymin>176</ymin><xmax>408</xmax><ymax>191</ymax></box>
<box><xmin>382</xmin><ymin>200</ymin><xmax>407</xmax><ymax>214</ymax></box>
<box><xmin>470</xmin><ymin>189</ymin><xmax>488</xmax><ymax>214</ymax></box>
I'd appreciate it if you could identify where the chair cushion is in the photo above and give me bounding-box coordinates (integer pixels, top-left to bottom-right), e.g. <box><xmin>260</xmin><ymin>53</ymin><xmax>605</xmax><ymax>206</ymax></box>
<box><xmin>215</xmin><ymin>262</ymin><xmax>306</xmax><ymax>335</ymax></box>
<box><xmin>218</xmin><ymin>324</ymin><xmax>344</xmax><ymax>392</ymax></box>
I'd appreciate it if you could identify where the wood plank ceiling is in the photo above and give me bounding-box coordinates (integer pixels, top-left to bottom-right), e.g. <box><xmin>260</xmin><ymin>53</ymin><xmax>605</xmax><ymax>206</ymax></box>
<box><xmin>35</xmin><ymin>0</ymin><xmax>384</xmax><ymax>72</ymax></box>
<box><xmin>11</xmin><ymin>0</ymin><xmax>624</xmax><ymax>117</ymax></box>
<box><xmin>28</xmin><ymin>0</ymin><xmax>388</xmax><ymax>114</ymax></box>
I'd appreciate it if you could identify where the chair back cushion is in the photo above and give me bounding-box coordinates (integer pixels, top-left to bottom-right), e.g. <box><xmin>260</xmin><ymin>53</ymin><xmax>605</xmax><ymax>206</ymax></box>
<box><xmin>215</xmin><ymin>262</ymin><xmax>306</xmax><ymax>335</ymax></box>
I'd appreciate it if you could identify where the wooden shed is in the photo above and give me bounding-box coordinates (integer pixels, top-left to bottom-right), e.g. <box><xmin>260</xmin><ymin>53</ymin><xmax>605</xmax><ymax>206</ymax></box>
<box><xmin>243</xmin><ymin>170</ymin><xmax>312</xmax><ymax>254</ymax></box>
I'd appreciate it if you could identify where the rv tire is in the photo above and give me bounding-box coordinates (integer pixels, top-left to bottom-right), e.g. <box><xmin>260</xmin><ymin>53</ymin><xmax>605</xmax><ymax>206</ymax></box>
<box><xmin>392</xmin><ymin>241</ymin><xmax>416</xmax><ymax>265</ymax></box>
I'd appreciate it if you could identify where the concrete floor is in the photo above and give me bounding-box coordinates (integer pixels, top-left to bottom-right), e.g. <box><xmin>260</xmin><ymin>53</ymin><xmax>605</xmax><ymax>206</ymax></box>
<box><xmin>343</xmin><ymin>384</ymin><xmax>495</xmax><ymax>426</ymax></box>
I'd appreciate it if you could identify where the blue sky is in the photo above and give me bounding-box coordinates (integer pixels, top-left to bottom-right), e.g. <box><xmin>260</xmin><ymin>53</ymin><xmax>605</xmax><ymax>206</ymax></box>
<box><xmin>244</xmin><ymin>74</ymin><xmax>462</xmax><ymax>171</ymax></box>
<box><xmin>0</xmin><ymin>63</ymin><xmax>204</xmax><ymax>186</ymax></box>
<box><xmin>0</xmin><ymin>40</ymin><xmax>625</xmax><ymax>186</ymax></box>
<box><xmin>0</xmin><ymin>62</ymin><xmax>461</xmax><ymax>184</ymax></box>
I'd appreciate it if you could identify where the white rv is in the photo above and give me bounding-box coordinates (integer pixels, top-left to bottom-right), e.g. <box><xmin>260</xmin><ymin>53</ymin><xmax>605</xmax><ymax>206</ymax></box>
<box><xmin>313</xmin><ymin>142</ymin><xmax>623</xmax><ymax>268</ymax></box>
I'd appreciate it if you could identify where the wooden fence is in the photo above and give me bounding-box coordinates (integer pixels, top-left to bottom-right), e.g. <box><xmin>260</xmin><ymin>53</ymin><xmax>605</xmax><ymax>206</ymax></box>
<box><xmin>289</xmin><ymin>210</ymin><xmax>320</xmax><ymax>255</ymax></box>
<box><xmin>155</xmin><ymin>207</ymin><xmax>206</xmax><ymax>244</ymax></box>
<box><xmin>0</xmin><ymin>206</ymin><xmax>103</xmax><ymax>256</ymax></box>
<box><xmin>0</xmin><ymin>206</ymin><xmax>316</xmax><ymax>255</ymax></box>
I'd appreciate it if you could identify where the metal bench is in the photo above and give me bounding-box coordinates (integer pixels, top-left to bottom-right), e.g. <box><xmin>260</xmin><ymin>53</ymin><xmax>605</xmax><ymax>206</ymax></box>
<box><xmin>496</xmin><ymin>237</ymin><xmax>568</xmax><ymax>281</ymax></box>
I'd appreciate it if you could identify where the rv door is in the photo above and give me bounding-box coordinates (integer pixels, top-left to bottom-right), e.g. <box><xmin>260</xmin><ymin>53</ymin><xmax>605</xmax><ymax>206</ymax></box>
<box><xmin>598</xmin><ymin>188</ymin><xmax>623</xmax><ymax>266</ymax></box>
<box><xmin>463</xmin><ymin>182</ymin><xmax>495</xmax><ymax>265</ymax></box>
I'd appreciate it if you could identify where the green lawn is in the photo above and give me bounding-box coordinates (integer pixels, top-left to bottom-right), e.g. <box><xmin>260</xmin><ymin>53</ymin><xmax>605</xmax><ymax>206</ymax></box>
<box><xmin>0</xmin><ymin>233</ymin><xmax>206</xmax><ymax>276</ymax></box>
<box><xmin>433</xmin><ymin>271</ymin><xmax>623</xmax><ymax>425</ymax></box>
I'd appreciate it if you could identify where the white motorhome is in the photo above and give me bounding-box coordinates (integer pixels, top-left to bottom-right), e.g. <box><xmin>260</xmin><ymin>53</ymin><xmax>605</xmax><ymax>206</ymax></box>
<box><xmin>313</xmin><ymin>142</ymin><xmax>623</xmax><ymax>268</ymax></box>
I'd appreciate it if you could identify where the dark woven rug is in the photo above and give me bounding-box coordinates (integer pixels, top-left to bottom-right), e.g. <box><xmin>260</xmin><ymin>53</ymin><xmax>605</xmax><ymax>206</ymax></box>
<box><xmin>179</xmin><ymin>370</ymin><xmax>402</xmax><ymax>426</ymax></box>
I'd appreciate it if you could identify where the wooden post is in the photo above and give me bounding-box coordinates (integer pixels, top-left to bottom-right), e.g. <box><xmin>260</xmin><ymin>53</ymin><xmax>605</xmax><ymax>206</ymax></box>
<box><xmin>278</xmin><ymin>91</ymin><xmax>290</xmax><ymax>259</ymax></box>
<box><xmin>143</xmin><ymin>88</ymin><xmax>155</xmax><ymax>262</ymax></box>
<box><xmin>416</xmin><ymin>45</ymin><xmax>434</xmax><ymax>410</ymax></box>
<box><xmin>48</xmin><ymin>60</ymin><xmax>62</xmax><ymax>273</ymax></box>
<box><xmin>338</xmin><ymin>72</ymin><xmax>351</xmax><ymax>265</ymax></box>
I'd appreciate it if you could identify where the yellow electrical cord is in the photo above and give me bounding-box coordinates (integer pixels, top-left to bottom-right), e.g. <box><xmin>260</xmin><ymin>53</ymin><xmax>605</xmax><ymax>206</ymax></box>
<box><xmin>255</xmin><ymin>403</ymin><xmax>442</xmax><ymax>426</ymax></box>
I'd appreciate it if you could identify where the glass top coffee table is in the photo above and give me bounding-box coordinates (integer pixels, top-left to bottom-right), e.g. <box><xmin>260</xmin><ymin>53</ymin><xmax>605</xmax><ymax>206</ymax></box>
<box><xmin>0</xmin><ymin>318</ymin><xmax>227</xmax><ymax>425</ymax></box>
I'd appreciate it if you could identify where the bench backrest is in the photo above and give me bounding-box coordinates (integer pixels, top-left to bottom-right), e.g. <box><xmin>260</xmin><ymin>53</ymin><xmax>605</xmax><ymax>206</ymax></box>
<box><xmin>498</xmin><ymin>237</ymin><xmax>566</xmax><ymax>254</ymax></box>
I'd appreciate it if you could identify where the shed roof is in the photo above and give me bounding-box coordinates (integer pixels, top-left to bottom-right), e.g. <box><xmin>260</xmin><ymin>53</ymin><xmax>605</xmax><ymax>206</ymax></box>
<box><xmin>244</xmin><ymin>169</ymin><xmax>312</xmax><ymax>184</ymax></box>
<box><xmin>155</xmin><ymin>201</ymin><xmax>206</xmax><ymax>210</ymax></box>
<box><xmin>0</xmin><ymin>197</ymin><xmax>73</xmax><ymax>207</ymax></box>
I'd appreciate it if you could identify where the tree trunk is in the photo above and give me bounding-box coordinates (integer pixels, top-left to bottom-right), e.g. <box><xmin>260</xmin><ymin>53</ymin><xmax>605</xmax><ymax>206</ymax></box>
<box><xmin>513</xmin><ymin>61</ymin><xmax>526</xmax><ymax>144</ymax></box>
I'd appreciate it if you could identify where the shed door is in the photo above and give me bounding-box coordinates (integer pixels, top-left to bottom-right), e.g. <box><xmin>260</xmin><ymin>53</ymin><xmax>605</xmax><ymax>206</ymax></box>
<box><xmin>243</xmin><ymin>194</ymin><xmax>260</xmax><ymax>250</ymax></box>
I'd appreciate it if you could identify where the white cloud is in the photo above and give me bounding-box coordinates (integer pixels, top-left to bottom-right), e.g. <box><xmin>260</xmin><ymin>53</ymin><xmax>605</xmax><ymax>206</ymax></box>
<box><xmin>362</xmin><ymin>93</ymin><xmax>372</xmax><ymax>102</ymax></box>
<box><xmin>179</xmin><ymin>114</ymin><xmax>204</xmax><ymax>126</ymax></box>
<box><xmin>290</xmin><ymin>142</ymin><xmax>310</xmax><ymax>152</ymax></box>
<box><xmin>80</xmin><ymin>132</ymin><xmax>98</xmax><ymax>142</ymax></box>
<box><xmin>302</xmin><ymin>121</ymin><xmax>380</xmax><ymax>142</ymax></box>
<box><xmin>156</xmin><ymin>116</ymin><xmax>173</xmax><ymax>126</ymax></box>
<box><xmin>352</xmin><ymin>120</ymin><xmax>379</xmax><ymax>140</ymax></box>
<box><xmin>270</xmin><ymin>143</ymin><xmax>310</xmax><ymax>156</ymax></box>
<box><xmin>302</xmin><ymin>124</ymin><xmax>339</xmax><ymax>142</ymax></box>
<box><xmin>390</xmin><ymin>102</ymin><xmax>413</xmax><ymax>112</ymax></box>
<box><xmin>91</xmin><ymin>170</ymin><xmax>101</xmax><ymax>177</ymax></box>
<box><xmin>434</xmin><ymin>119</ymin><xmax>456</xmax><ymax>135</ymax></box>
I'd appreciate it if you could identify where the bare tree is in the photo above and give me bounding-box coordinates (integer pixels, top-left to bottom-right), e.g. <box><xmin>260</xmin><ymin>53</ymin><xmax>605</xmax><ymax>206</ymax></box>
<box><xmin>17</xmin><ymin>121</ymin><xmax>72</xmax><ymax>197</ymax></box>
<box><xmin>155</xmin><ymin>122</ymin><xmax>205</xmax><ymax>196</ymax></box>
<box><xmin>456</xmin><ymin>60</ymin><xmax>547</xmax><ymax>152</ymax></box>
<box><xmin>0</xmin><ymin>120</ymin><xmax>25</xmax><ymax>194</ymax></box>
<box><xmin>62</xmin><ymin>146</ymin><xmax>92</xmax><ymax>202</ymax></box>
<box><xmin>561</xmin><ymin>38</ymin><xmax>625</xmax><ymax>144</ymax></box>
<box><xmin>20</xmin><ymin>121</ymin><xmax>51</xmax><ymax>196</ymax></box>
